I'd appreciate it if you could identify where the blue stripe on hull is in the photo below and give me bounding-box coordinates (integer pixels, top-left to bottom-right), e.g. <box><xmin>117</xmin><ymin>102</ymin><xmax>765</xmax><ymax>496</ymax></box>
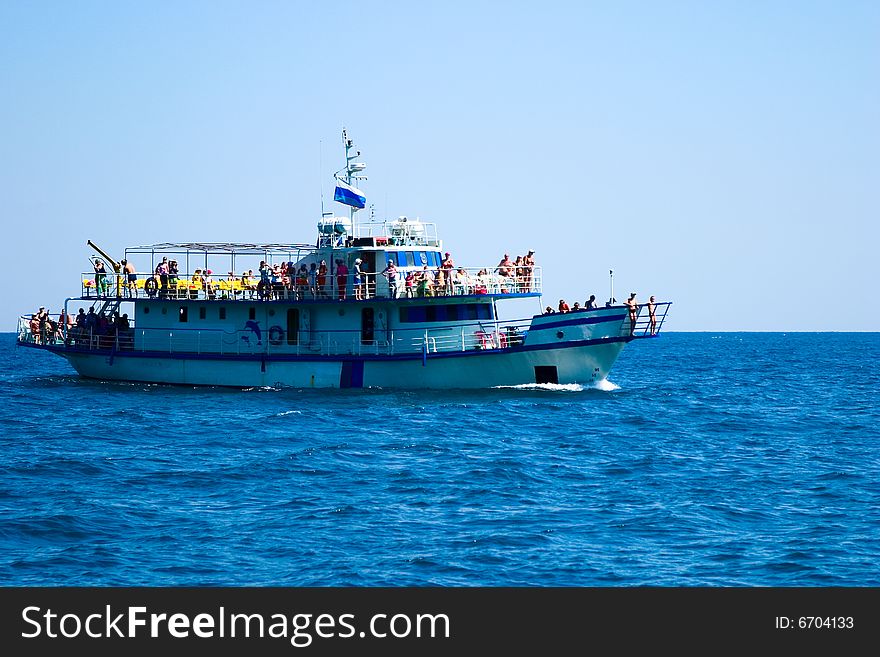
<box><xmin>340</xmin><ymin>360</ymin><xmax>364</xmax><ymax>388</ymax></box>
<box><xmin>531</xmin><ymin>313</ymin><xmax>626</xmax><ymax>331</ymax></box>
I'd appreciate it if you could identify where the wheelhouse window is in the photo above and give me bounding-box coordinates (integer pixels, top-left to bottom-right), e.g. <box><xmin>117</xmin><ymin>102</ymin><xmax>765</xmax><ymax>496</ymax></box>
<box><xmin>399</xmin><ymin>304</ymin><xmax>492</xmax><ymax>323</ymax></box>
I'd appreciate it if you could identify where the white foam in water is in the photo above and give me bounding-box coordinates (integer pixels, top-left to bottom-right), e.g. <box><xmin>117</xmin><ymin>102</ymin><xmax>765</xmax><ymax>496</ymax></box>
<box><xmin>494</xmin><ymin>382</ymin><xmax>582</xmax><ymax>392</ymax></box>
<box><xmin>494</xmin><ymin>379</ymin><xmax>620</xmax><ymax>392</ymax></box>
<box><xmin>592</xmin><ymin>378</ymin><xmax>621</xmax><ymax>392</ymax></box>
<box><xmin>275</xmin><ymin>410</ymin><xmax>303</xmax><ymax>416</ymax></box>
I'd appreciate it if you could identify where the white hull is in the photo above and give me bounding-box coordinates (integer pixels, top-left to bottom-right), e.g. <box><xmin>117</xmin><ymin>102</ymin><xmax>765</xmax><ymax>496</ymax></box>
<box><xmin>59</xmin><ymin>340</ymin><xmax>629</xmax><ymax>389</ymax></box>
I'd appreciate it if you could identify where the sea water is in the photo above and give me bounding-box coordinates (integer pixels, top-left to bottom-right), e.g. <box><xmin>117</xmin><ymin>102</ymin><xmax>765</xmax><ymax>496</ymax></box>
<box><xmin>1</xmin><ymin>333</ymin><xmax>877</xmax><ymax>586</ymax></box>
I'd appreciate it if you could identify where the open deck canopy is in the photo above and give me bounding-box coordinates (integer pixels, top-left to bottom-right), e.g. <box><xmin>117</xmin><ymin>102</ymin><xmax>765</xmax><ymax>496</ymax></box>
<box><xmin>125</xmin><ymin>242</ymin><xmax>317</xmax><ymax>256</ymax></box>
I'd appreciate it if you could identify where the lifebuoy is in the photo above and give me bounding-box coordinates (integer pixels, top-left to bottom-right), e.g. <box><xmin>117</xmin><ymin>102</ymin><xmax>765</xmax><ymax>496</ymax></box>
<box><xmin>268</xmin><ymin>325</ymin><xmax>285</xmax><ymax>346</ymax></box>
<box><xmin>144</xmin><ymin>277</ymin><xmax>159</xmax><ymax>297</ymax></box>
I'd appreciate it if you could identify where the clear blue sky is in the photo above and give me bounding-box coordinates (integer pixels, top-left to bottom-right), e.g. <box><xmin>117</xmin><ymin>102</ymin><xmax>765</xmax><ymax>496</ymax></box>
<box><xmin>2</xmin><ymin>1</ymin><xmax>877</xmax><ymax>330</ymax></box>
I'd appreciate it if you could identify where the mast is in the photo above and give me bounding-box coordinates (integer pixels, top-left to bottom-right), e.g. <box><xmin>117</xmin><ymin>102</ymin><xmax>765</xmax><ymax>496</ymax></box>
<box><xmin>341</xmin><ymin>128</ymin><xmax>367</xmax><ymax>235</ymax></box>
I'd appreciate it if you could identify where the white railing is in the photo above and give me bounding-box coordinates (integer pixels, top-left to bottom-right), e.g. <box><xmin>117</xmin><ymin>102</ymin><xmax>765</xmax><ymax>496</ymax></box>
<box><xmin>76</xmin><ymin>266</ymin><xmax>543</xmax><ymax>301</ymax></box>
<box><xmin>18</xmin><ymin>317</ymin><xmax>531</xmax><ymax>357</ymax></box>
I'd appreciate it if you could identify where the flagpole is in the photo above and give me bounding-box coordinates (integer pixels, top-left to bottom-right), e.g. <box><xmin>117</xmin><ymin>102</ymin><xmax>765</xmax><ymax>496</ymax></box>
<box><xmin>609</xmin><ymin>269</ymin><xmax>614</xmax><ymax>306</ymax></box>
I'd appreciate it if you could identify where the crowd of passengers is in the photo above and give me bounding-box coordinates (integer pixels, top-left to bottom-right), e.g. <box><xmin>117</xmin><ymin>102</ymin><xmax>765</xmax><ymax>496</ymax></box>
<box><xmin>87</xmin><ymin>250</ymin><xmax>539</xmax><ymax>301</ymax></box>
<box><xmin>388</xmin><ymin>249</ymin><xmax>538</xmax><ymax>299</ymax></box>
<box><xmin>28</xmin><ymin>306</ymin><xmax>132</xmax><ymax>348</ymax></box>
<box><xmin>546</xmin><ymin>293</ymin><xmax>660</xmax><ymax>336</ymax></box>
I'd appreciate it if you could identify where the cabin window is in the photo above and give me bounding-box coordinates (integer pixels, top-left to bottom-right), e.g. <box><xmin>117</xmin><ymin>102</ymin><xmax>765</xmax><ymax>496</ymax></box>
<box><xmin>179</xmin><ymin>306</ymin><xmax>188</xmax><ymax>322</ymax></box>
<box><xmin>398</xmin><ymin>304</ymin><xmax>493</xmax><ymax>323</ymax></box>
<box><xmin>405</xmin><ymin>252</ymin><xmax>415</xmax><ymax>267</ymax></box>
<box><xmin>199</xmin><ymin>307</ymin><xmax>206</xmax><ymax>320</ymax></box>
<box><xmin>219</xmin><ymin>307</ymin><xmax>226</xmax><ymax>320</ymax></box>
<box><xmin>143</xmin><ymin>307</ymin><xmax>150</xmax><ymax>315</ymax></box>
<box><xmin>249</xmin><ymin>307</ymin><xmax>256</xmax><ymax>320</ymax></box>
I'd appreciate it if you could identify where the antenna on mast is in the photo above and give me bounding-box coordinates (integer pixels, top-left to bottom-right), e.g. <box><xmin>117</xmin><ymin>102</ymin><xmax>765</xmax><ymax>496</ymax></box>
<box><xmin>319</xmin><ymin>140</ymin><xmax>329</xmax><ymax>218</ymax></box>
<box><xmin>339</xmin><ymin>127</ymin><xmax>367</xmax><ymax>233</ymax></box>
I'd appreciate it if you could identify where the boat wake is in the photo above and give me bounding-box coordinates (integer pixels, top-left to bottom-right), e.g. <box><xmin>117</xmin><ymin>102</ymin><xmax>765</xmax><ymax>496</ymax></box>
<box><xmin>493</xmin><ymin>379</ymin><xmax>620</xmax><ymax>393</ymax></box>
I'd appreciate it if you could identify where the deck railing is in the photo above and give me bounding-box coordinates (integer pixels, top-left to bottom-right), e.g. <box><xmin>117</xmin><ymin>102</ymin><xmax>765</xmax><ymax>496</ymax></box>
<box><xmin>17</xmin><ymin>315</ymin><xmax>532</xmax><ymax>357</ymax></box>
<box><xmin>18</xmin><ymin>301</ymin><xmax>670</xmax><ymax>357</ymax></box>
<box><xmin>78</xmin><ymin>266</ymin><xmax>543</xmax><ymax>301</ymax></box>
<box><xmin>617</xmin><ymin>302</ymin><xmax>672</xmax><ymax>338</ymax></box>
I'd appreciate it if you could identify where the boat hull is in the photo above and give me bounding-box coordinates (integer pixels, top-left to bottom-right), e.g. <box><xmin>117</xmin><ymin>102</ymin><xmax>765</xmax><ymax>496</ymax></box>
<box><xmin>55</xmin><ymin>339</ymin><xmax>631</xmax><ymax>389</ymax></box>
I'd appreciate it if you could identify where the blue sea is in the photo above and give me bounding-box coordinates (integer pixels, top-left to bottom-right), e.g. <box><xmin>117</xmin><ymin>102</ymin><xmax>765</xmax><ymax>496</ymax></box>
<box><xmin>1</xmin><ymin>332</ymin><xmax>878</xmax><ymax>586</ymax></box>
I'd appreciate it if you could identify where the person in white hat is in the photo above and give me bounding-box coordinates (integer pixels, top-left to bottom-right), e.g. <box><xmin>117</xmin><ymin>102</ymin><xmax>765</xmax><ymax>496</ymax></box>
<box><xmin>353</xmin><ymin>258</ymin><xmax>365</xmax><ymax>300</ymax></box>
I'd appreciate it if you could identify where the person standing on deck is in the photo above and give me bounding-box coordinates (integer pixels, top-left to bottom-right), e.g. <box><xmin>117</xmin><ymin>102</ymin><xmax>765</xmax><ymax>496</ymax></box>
<box><xmin>307</xmin><ymin>263</ymin><xmax>317</xmax><ymax>298</ymax></box>
<box><xmin>316</xmin><ymin>260</ymin><xmax>328</xmax><ymax>298</ymax></box>
<box><xmin>523</xmin><ymin>250</ymin><xmax>536</xmax><ymax>291</ymax></box>
<box><xmin>648</xmin><ymin>295</ymin><xmax>657</xmax><ymax>335</ymax></box>
<box><xmin>335</xmin><ymin>259</ymin><xmax>348</xmax><ymax>300</ymax></box>
<box><xmin>381</xmin><ymin>260</ymin><xmax>398</xmax><ymax>298</ymax></box>
<box><xmin>93</xmin><ymin>259</ymin><xmax>108</xmax><ymax>297</ymax></box>
<box><xmin>353</xmin><ymin>258</ymin><xmax>364</xmax><ymax>300</ymax></box>
<box><xmin>441</xmin><ymin>252</ymin><xmax>455</xmax><ymax>295</ymax></box>
<box><xmin>121</xmin><ymin>259</ymin><xmax>137</xmax><ymax>297</ymax></box>
<box><xmin>496</xmin><ymin>253</ymin><xmax>514</xmax><ymax>277</ymax></box>
<box><xmin>625</xmin><ymin>292</ymin><xmax>638</xmax><ymax>335</ymax></box>
<box><xmin>155</xmin><ymin>257</ymin><xmax>169</xmax><ymax>299</ymax></box>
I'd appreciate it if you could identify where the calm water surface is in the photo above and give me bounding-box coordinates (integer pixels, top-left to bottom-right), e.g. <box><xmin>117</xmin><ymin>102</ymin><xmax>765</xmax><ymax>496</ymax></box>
<box><xmin>1</xmin><ymin>332</ymin><xmax>878</xmax><ymax>586</ymax></box>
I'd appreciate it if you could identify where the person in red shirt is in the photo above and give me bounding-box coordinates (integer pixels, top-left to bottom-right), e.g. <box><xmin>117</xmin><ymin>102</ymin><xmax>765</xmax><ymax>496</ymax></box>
<box><xmin>558</xmin><ymin>299</ymin><xmax>571</xmax><ymax>313</ymax></box>
<box><xmin>335</xmin><ymin>259</ymin><xmax>348</xmax><ymax>300</ymax></box>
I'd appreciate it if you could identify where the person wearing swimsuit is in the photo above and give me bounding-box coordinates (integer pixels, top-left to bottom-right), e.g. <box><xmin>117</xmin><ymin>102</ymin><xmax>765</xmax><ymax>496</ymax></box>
<box><xmin>625</xmin><ymin>293</ymin><xmax>638</xmax><ymax>335</ymax></box>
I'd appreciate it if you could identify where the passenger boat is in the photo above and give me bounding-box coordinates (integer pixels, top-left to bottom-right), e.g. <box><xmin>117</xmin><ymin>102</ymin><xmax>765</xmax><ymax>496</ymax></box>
<box><xmin>16</xmin><ymin>131</ymin><xmax>670</xmax><ymax>389</ymax></box>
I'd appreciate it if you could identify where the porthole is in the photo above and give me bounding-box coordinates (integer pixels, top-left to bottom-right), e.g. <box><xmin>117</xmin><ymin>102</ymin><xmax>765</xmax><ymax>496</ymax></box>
<box><xmin>556</xmin><ymin>331</ymin><xmax>564</xmax><ymax>339</ymax></box>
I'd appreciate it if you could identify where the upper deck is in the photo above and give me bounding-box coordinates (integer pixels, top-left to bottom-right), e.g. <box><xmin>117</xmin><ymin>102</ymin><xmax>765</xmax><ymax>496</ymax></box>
<box><xmin>80</xmin><ymin>232</ymin><xmax>543</xmax><ymax>303</ymax></box>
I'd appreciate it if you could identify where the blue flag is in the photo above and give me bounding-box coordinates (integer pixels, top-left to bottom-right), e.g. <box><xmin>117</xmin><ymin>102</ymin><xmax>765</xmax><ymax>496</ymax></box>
<box><xmin>334</xmin><ymin>179</ymin><xmax>366</xmax><ymax>209</ymax></box>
